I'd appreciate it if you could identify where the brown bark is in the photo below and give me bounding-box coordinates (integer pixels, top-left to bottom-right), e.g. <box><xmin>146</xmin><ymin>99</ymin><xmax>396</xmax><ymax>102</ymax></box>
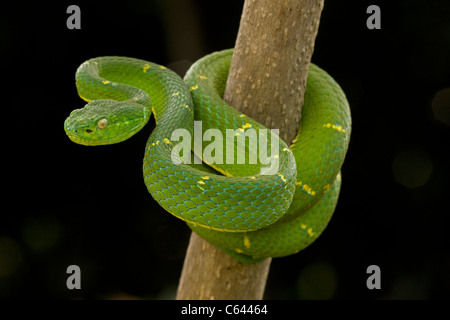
<box><xmin>224</xmin><ymin>0</ymin><xmax>324</xmax><ymax>143</ymax></box>
<box><xmin>176</xmin><ymin>232</ymin><xmax>271</xmax><ymax>300</ymax></box>
<box><xmin>176</xmin><ymin>0</ymin><xmax>324</xmax><ymax>300</ymax></box>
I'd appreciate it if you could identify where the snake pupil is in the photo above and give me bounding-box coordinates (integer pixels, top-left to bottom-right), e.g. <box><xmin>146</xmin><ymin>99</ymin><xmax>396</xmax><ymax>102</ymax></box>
<box><xmin>86</xmin><ymin>129</ymin><xmax>93</xmax><ymax>133</ymax></box>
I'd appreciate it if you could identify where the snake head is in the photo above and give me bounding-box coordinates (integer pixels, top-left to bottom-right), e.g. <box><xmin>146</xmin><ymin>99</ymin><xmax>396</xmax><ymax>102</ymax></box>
<box><xmin>64</xmin><ymin>99</ymin><xmax>150</xmax><ymax>146</ymax></box>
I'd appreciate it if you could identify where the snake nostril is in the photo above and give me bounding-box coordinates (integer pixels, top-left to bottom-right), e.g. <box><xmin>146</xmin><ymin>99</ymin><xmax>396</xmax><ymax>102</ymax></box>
<box><xmin>86</xmin><ymin>129</ymin><xmax>93</xmax><ymax>133</ymax></box>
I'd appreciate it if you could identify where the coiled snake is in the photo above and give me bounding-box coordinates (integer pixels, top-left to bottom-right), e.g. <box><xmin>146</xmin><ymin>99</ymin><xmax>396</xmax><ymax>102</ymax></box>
<box><xmin>64</xmin><ymin>49</ymin><xmax>351</xmax><ymax>264</ymax></box>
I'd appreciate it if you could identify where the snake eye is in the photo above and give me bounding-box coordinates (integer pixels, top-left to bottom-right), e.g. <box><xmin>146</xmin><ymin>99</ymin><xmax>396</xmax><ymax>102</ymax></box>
<box><xmin>97</xmin><ymin>118</ymin><xmax>108</xmax><ymax>129</ymax></box>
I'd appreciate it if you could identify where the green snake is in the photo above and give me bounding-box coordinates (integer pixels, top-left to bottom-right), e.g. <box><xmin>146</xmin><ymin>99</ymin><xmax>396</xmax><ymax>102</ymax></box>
<box><xmin>64</xmin><ymin>49</ymin><xmax>351</xmax><ymax>264</ymax></box>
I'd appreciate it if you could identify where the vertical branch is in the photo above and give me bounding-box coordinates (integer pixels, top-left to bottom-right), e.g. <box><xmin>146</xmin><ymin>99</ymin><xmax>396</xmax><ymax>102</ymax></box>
<box><xmin>225</xmin><ymin>0</ymin><xmax>324</xmax><ymax>144</ymax></box>
<box><xmin>177</xmin><ymin>232</ymin><xmax>271</xmax><ymax>300</ymax></box>
<box><xmin>176</xmin><ymin>0</ymin><xmax>324</xmax><ymax>300</ymax></box>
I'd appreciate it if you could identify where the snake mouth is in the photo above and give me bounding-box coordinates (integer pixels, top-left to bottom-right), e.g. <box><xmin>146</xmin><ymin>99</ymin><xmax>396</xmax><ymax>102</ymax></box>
<box><xmin>64</xmin><ymin>121</ymin><xmax>146</xmax><ymax>146</ymax></box>
<box><xmin>64</xmin><ymin>128</ymin><xmax>93</xmax><ymax>146</ymax></box>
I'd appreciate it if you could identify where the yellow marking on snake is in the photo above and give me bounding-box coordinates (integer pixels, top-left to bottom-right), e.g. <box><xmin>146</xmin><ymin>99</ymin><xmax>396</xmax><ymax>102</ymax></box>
<box><xmin>202</xmin><ymin>176</ymin><xmax>210</xmax><ymax>180</ymax></box>
<box><xmin>172</xmin><ymin>92</ymin><xmax>180</xmax><ymax>96</ymax></box>
<box><xmin>159</xmin><ymin>65</ymin><xmax>167</xmax><ymax>70</ymax></box>
<box><xmin>301</xmin><ymin>224</ymin><xmax>307</xmax><ymax>229</ymax></box>
<box><xmin>303</xmin><ymin>184</ymin><xmax>316</xmax><ymax>196</ymax></box>
<box><xmin>307</xmin><ymin>228</ymin><xmax>315</xmax><ymax>237</ymax></box>
<box><xmin>190</xmin><ymin>84</ymin><xmax>199</xmax><ymax>91</ymax></box>
<box><xmin>239</xmin><ymin>114</ymin><xmax>246</xmax><ymax>118</ymax></box>
<box><xmin>79</xmin><ymin>94</ymin><xmax>91</xmax><ymax>102</ymax></box>
<box><xmin>296</xmin><ymin>182</ymin><xmax>316</xmax><ymax>196</ymax></box>
<box><xmin>198</xmin><ymin>180</ymin><xmax>205</xmax><ymax>185</ymax></box>
<box><xmin>102</xmin><ymin>80</ymin><xmax>110</xmax><ymax>84</ymax></box>
<box><xmin>277</xmin><ymin>173</ymin><xmax>287</xmax><ymax>184</ymax></box>
<box><xmin>199</xmin><ymin>75</ymin><xmax>207</xmax><ymax>79</ymax></box>
<box><xmin>244</xmin><ymin>236</ymin><xmax>251</xmax><ymax>248</ymax></box>
<box><xmin>242</xmin><ymin>123</ymin><xmax>252</xmax><ymax>129</ymax></box>
<box><xmin>143</xmin><ymin>63</ymin><xmax>151</xmax><ymax>73</ymax></box>
<box><xmin>235</xmin><ymin>248</ymin><xmax>244</xmax><ymax>253</ymax></box>
<box><xmin>323</xmin><ymin>123</ymin><xmax>347</xmax><ymax>133</ymax></box>
<box><xmin>163</xmin><ymin>138</ymin><xmax>171</xmax><ymax>144</ymax></box>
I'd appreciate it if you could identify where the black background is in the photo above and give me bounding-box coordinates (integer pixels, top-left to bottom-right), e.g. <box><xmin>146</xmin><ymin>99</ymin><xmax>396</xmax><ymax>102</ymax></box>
<box><xmin>1</xmin><ymin>0</ymin><xmax>449</xmax><ymax>299</ymax></box>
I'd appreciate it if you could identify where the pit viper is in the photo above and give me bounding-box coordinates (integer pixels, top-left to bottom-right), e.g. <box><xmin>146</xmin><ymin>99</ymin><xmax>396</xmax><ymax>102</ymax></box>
<box><xmin>64</xmin><ymin>49</ymin><xmax>351</xmax><ymax>264</ymax></box>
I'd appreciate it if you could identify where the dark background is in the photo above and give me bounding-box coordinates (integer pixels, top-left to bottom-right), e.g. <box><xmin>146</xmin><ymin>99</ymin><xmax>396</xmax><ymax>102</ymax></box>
<box><xmin>1</xmin><ymin>0</ymin><xmax>449</xmax><ymax>299</ymax></box>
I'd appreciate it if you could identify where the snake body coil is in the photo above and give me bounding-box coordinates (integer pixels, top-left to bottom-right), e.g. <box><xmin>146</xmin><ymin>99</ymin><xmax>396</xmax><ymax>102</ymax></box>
<box><xmin>64</xmin><ymin>49</ymin><xmax>351</xmax><ymax>264</ymax></box>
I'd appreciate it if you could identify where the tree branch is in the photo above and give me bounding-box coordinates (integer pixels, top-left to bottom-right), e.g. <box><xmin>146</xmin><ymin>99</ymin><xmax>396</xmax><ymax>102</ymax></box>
<box><xmin>176</xmin><ymin>0</ymin><xmax>324</xmax><ymax>300</ymax></box>
<box><xmin>225</xmin><ymin>0</ymin><xmax>323</xmax><ymax>144</ymax></box>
